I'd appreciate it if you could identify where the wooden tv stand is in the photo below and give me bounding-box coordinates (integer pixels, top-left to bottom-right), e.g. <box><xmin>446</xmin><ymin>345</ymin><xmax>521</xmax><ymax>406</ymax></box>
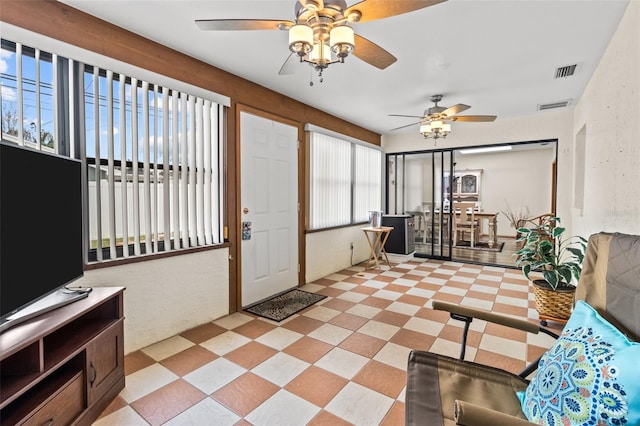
<box><xmin>0</xmin><ymin>287</ymin><xmax>125</xmax><ymax>425</ymax></box>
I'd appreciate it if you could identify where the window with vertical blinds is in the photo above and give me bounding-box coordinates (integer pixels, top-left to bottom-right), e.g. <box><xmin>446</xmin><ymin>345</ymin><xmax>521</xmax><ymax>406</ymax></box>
<box><xmin>0</xmin><ymin>38</ymin><xmax>226</xmax><ymax>264</ymax></box>
<box><xmin>309</xmin><ymin>131</ymin><xmax>381</xmax><ymax>230</ymax></box>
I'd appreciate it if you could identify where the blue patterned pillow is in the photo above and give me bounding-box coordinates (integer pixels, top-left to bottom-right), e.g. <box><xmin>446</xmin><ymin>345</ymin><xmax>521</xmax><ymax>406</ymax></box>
<box><xmin>517</xmin><ymin>300</ymin><xmax>640</xmax><ymax>425</ymax></box>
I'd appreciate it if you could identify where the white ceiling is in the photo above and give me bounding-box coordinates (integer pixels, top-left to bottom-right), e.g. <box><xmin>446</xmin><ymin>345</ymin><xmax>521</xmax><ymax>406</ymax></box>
<box><xmin>61</xmin><ymin>0</ymin><xmax>629</xmax><ymax>136</ymax></box>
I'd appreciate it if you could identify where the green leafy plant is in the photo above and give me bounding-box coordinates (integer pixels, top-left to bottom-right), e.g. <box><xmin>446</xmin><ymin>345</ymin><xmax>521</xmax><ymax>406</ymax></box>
<box><xmin>515</xmin><ymin>216</ymin><xmax>587</xmax><ymax>290</ymax></box>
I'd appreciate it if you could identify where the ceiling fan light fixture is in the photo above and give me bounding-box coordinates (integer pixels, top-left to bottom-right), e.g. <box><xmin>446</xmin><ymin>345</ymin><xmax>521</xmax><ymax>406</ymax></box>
<box><xmin>289</xmin><ymin>24</ymin><xmax>313</xmax><ymax>56</ymax></box>
<box><xmin>421</xmin><ymin>120</ymin><xmax>451</xmax><ymax>140</ymax></box>
<box><xmin>330</xmin><ymin>25</ymin><xmax>355</xmax><ymax>59</ymax></box>
<box><xmin>310</xmin><ymin>42</ymin><xmax>332</xmax><ymax>64</ymax></box>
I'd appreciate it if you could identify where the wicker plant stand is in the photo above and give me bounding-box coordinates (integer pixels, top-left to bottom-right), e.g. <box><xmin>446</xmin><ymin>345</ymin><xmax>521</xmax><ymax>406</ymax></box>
<box><xmin>532</xmin><ymin>279</ymin><xmax>576</xmax><ymax>326</ymax></box>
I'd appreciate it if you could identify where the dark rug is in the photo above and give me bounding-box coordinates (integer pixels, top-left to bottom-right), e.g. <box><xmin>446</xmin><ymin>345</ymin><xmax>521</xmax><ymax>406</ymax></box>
<box><xmin>244</xmin><ymin>289</ymin><xmax>326</xmax><ymax>322</ymax></box>
<box><xmin>454</xmin><ymin>241</ymin><xmax>505</xmax><ymax>252</ymax></box>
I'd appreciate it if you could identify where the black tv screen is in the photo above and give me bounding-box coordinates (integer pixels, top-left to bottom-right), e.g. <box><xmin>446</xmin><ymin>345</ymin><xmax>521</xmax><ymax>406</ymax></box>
<box><xmin>0</xmin><ymin>141</ymin><xmax>84</xmax><ymax>322</ymax></box>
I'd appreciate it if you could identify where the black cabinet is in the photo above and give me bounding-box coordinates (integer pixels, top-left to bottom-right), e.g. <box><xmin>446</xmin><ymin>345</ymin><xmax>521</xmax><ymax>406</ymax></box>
<box><xmin>382</xmin><ymin>215</ymin><xmax>415</xmax><ymax>255</ymax></box>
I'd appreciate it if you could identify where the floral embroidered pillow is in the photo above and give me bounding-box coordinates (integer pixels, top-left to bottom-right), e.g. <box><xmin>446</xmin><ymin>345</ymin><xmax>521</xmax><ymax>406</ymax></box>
<box><xmin>517</xmin><ymin>300</ymin><xmax>640</xmax><ymax>425</ymax></box>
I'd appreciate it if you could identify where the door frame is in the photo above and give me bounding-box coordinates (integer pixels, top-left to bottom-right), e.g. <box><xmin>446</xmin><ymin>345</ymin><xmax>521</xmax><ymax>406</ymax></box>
<box><xmin>232</xmin><ymin>104</ymin><xmax>305</xmax><ymax>312</ymax></box>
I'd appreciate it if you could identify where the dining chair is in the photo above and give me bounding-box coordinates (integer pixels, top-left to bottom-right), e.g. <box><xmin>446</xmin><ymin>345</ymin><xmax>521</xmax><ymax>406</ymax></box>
<box><xmin>421</xmin><ymin>202</ymin><xmax>434</xmax><ymax>244</ymax></box>
<box><xmin>452</xmin><ymin>202</ymin><xmax>478</xmax><ymax>247</ymax></box>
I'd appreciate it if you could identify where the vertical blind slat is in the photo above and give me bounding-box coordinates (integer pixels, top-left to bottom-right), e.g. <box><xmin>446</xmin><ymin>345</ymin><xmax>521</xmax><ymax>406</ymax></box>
<box><xmin>171</xmin><ymin>91</ymin><xmax>181</xmax><ymax>249</ymax></box>
<box><xmin>106</xmin><ymin>70</ymin><xmax>117</xmax><ymax>260</ymax></box>
<box><xmin>35</xmin><ymin>49</ymin><xmax>41</xmax><ymax>151</ymax></box>
<box><xmin>203</xmin><ymin>100</ymin><xmax>212</xmax><ymax>245</ymax></box>
<box><xmin>180</xmin><ymin>93</ymin><xmax>189</xmax><ymax>248</ymax></box>
<box><xmin>188</xmin><ymin>95</ymin><xmax>197</xmax><ymax>246</ymax></box>
<box><xmin>162</xmin><ymin>88</ymin><xmax>171</xmax><ymax>251</ymax></box>
<box><xmin>142</xmin><ymin>81</ymin><xmax>152</xmax><ymax>254</ymax></box>
<box><xmin>131</xmin><ymin>78</ymin><xmax>141</xmax><ymax>256</ymax></box>
<box><xmin>93</xmin><ymin>67</ymin><xmax>103</xmax><ymax>262</ymax></box>
<box><xmin>119</xmin><ymin>73</ymin><xmax>129</xmax><ymax>258</ymax></box>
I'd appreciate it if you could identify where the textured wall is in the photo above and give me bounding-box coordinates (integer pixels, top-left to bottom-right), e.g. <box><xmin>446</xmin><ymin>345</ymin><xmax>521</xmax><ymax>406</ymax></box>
<box><xmin>77</xmin><ymin>249</ymin><xmax>229</xmax><ymax>354</ymax></box>
<box><xmin>572</xmin><ymin>0</ymin><xmax>640</xmax><ymax>237</ymax></box>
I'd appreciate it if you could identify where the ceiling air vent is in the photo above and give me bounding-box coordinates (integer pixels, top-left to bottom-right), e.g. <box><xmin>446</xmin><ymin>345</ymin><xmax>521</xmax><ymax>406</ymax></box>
<box><xmin>538</xmin><ymin>99</ymin><xmax>572</xmax><ymax>111</ymax></box>
<box><xmin>554</xmin><ymin>64</ymin><xmax>577</xmax><ymax>78</ymax></box>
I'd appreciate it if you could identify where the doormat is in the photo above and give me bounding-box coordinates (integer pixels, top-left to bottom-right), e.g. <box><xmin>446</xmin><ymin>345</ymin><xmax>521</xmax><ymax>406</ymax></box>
<box><xmin>454</xmin><ymin>241</ymin><xmax>505</xmax><ymax>252</ymax></box>
<box><xmin>244</xmin><ymin>289</ymin><xmax>326</xmax><ymax>322</ymax></box>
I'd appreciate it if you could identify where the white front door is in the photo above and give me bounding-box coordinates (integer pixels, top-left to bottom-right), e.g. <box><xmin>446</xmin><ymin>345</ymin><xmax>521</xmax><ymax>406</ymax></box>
<box><xmin>240</xmin><ymin>112</ymin><xmax>298</xmax><ymax>306</ymax></box>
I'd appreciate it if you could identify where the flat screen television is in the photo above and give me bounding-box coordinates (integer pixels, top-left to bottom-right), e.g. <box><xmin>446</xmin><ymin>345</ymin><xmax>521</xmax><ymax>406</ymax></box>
<box><xmin>0</xmin><ymin>141</ymin><xmax>85</xmax><ymax>332</ymax></box>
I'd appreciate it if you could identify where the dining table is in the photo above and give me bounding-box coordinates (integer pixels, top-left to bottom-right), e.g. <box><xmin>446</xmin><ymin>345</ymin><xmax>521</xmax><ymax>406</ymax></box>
<box><xmin>409</xmin><ymin>209</ymin><xmax>499</xmax><ymax>248</ymax></box>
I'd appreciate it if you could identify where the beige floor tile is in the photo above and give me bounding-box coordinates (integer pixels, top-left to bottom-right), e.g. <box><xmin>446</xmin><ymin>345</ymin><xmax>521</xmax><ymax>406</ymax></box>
<box><xmin>212</xmin><ymin>372</ymin><xmax>279</xmax><ymax>417</ymax></box>
<box><xmin>285</xmin><ymin>365</ymin><xmax>348</xmax><ymax>408</ymax></box>
<box><xmin>283</xmin><ymin>336</ymin><xmax>334</xmax><ymax>364</ymax></box>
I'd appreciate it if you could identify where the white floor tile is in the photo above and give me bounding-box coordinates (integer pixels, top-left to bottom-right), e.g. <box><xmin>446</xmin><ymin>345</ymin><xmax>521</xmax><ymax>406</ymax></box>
<box><xmin>479</xmin><ymin>334</ymin><xmax>527</xmax><ymax>359</ymax></box>
<box><xmin>163</xmin><ymin>398</ymin><xmax>241</xmax><ymax>426</ymax></box>
<box><xmin>358</xmin><ymin>320</ymin><xmax>400</xmax><ymax>341</ymax></box>
<box><xmin>330</xmin><ymin>281</ymin><xmax>357</xmax><ymax>291</ymax></box>
<box><xmin>325</xmin><ymin>382</ymin><xmax>394</xmax><ymax>426</ymax></box>
<box><xmin>362</xmin><ymin>279</ymin><xmax>388</xmax><ymax>289</ymax></box>
<box><xmin>119</xmin><ymin>363</ymin><xmax>178</xmax><ymax>403</ymax></box>
<box><xmin>302</xmin><ymin>305</ymin><xmax>341</xmax><ymax>322</ymax></box>
<box><xmin>469</xmin><ymin>284</ymin><xmax>500</xmax><ymax>294</ymax></box>
<box><xmin>315</xmin><ymin>347</ymin><xmax>368</xmax><ymax>379</ymax></box>
<box><xmin>439</xmin><ymin>286</ymin><xmax>467</xmax><ymax>296</ymax></box>
<box><xmin>430</xmin><ymin>338</ymin><xmax>477</xmax><ymax>361</ymax></box>
<box><xmin>246</xmin><ymin>389</ymin><xmax>320</xmax><ymax>426</ymax></box>
<box><xmin>385</xmin><ymin>301</ymin><xmax>421</xmax><ymax>316</ymax></box>
<box><xmin>200</xmin><ymin>331</ymin><xmax>251</xmax><ymax>355</ymax></box>
<box><xmin>345</xmin><ymin>304</ymin><xmax>382</xmax><ymax>319</ymax></box>
<box><xmin>421</xmin><ymin>276</ymin><xmax>447</xmax><ymax>286</ymax></box>
<box><xmin>141</xmin><ymin>335</ymin><xmax>195</xmax><ymax>361</ymax></box>
<box><xmin>371</xmin><ymin>289</ymin><xmax>403</xmax><ymax>300</ymax></box>
<box><xmin>449</xmin><ymin>275</ymin><xmax>475</xmax><ymax>284</ymax></box>
<box><xmin>183</xmin><ymin>358</ymin><xmax>246</xmax><ymax>394</ymax></box>
<box><xmin>406</xmin><ymin>287</ymin><xmax>435</xmax><ymax>299</ymax></box>
<box><xmin>337</xmin><ymin>291</ymin><xmax>368</xmax><ymax>303</ymax></box>
<box><xmin>92</xmin><ymin>406</ymin><xmax>149</xmax><ymax>426</ymax></box>
<box><xmin>308</xmin><ymin>323</ymin><xmax>352</xmax><ymax>346</ymax></box>
<box><xmin>500</xmin><ymin>282</ymin><xmax>529</xmax><ymax>293</ymax></box>
<box><xmin>434</xmin><ymin>268</ymin><xmax>456</xmax><ymax>275</ymax></box>
<box><xmin>495</xmin><ymin>294</ymin><xmax>529</xmax><ymax>308</ymax></box>
<box><xmin>460</xmin><ymin>297</ymin><xmax>494</xmax><ymax>311</ymax></box>
<box><xmin>255</xmin><ymin>327</ymin><xmax>303</xmax><ymax>350</ymax></box>
<box><xmin>326</xmin><ymin>272</ymin><xmax>350</xmax><ymax>281</ymax></box>
<box><xmin>477</xmin><ymin>273</ymin><xmax>502</xmax><ymax>282</ymax></box>
<box><xmin>404</xmin><ymin>317</ymin><xmax>445</xmax><ymax>336</ymax></box>
<box><xmin>391</xmin><ymin>278</ymin><xmax>419</xmax><ymax>287</ymax></box>
<box><xmin>372</xmin><ymin>342</ymin><xmax>412</xmax><ymax>370</ymax></box>
<box><xmin>213</xmin><ymin>312</ymin><xmax>254</xmax><ymax>329</ymax></box>
<box><xmin>251</xmin><ymin>352</ymin><xmax>310</xmax><ymax>387</ymax></box>
<box><xmin>299</xmin><ymin>283</ymin><xmax>325</xmax><ymax>293</ymax></box>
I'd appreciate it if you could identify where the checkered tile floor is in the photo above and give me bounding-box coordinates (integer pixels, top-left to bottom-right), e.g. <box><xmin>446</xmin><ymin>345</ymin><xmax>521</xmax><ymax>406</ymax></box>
<box><xmin>94</xmin><ymin>259</ymin><xmax>562</xmax><ymax>425</ymax></box>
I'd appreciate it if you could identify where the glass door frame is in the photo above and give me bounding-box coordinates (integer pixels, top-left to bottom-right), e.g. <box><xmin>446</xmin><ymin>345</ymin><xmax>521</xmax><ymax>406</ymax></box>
<box><xmin>385</xmin><ymin>149</ymin><xmax>454</xmax><ymax>261</ymax></box>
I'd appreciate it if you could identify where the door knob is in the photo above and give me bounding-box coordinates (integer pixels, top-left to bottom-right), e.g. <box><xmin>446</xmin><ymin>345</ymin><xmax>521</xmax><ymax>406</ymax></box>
<box><xmin>243</xmin><ymin>207</ymin><xmax>249</xmax><ymax>214</ymax></box>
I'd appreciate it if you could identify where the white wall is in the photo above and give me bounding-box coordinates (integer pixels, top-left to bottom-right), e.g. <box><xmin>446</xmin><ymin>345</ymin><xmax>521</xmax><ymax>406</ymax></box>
<box><xmin>305</xmin><ymin>225</ymin><xmax>371</xmax><ymax>282</ymax></box>
<box><xmin>76</xmin><ymin>249</ymin><xmax>229</xmax><ymax>354</ymax></box>
<box><xmin>572</xmin><ymin>0</ymin><xmax>640</xmax><ymax>237</ymax></box>
<box><xmin>454</xmin><ymin>148</ymin><xmax>555</xmax><ymax>236</ymax></box>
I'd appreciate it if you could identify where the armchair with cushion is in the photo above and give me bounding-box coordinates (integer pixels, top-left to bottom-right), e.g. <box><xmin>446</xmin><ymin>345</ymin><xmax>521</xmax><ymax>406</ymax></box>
<box><xmin>405</xmin><ymin>232</ymin><xmax>640</xmax><ymax>425</ymax></box>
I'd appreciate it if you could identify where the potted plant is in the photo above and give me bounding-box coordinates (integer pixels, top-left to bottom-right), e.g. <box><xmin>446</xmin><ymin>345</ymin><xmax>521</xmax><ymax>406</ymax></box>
<box><xmin>515</xmin><ymin>216</ymin><xmax>587</xmax><ymax>325</ymax></box>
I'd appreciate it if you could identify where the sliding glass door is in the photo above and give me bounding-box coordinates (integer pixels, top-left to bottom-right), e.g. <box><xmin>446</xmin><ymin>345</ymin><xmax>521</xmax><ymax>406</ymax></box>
<box><xmin>385</xmin><ymin>140</ymin><xmax>558</xmax><ymax>267</ymax></box>
<box><xmin>386</xmin><ymin>150</ymin><xmax>453</xmax><ymax>260</ymax></box>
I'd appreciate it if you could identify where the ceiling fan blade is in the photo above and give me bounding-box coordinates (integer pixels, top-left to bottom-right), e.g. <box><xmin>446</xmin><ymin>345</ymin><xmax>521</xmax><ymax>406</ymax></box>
<box><xmin>449</xmin><ymin>115</ymin><xmax>497</xmax><ymax>122</ymax></box>
<box><xmin>278</xmin><ymin>53</ymin><xmax>300</xmax><ymax>75</ymax></box>
<box><xmin>346</xmin><ymin>0</ymin><xmax>446</xmax><ymax>23</ymax></box>
<box><xmin>389</xmin><ymin>114</ymin><xmax>425</xmax><ymax>119</ymax></box>
<box><xmin>352</xmin><ymin>34</ymin><xmax>396</xmax><ymax>69</ymax></box>
<box><xmin>195</xmin><ymin>19</ymin><xmax>294</xmax><ymax>31</ymax></box>
<box><xmin>441</xmin><ymin>103</ymin><xmax>471</xmax><ymax>117</ymax></box>
<box><xmin>389</xmin><ymin>121</ymin><xmax>423</xmax><ymax>131</ymax></box>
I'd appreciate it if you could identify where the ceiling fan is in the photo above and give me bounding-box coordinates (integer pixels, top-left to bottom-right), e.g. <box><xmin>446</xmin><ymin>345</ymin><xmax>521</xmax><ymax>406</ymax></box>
<box><xmin>389</xmin><ymin>94</ymin><xmax>497</xmax><ymax>139</ymax></box>
<box><xmin>195</xmin><ymin>0</ymin><xmax>445</xmax><ymax>81</ymax></box>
